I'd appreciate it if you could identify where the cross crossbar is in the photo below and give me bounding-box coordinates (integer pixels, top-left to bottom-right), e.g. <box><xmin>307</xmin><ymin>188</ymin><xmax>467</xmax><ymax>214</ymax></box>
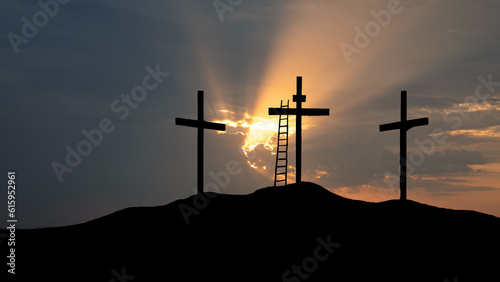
<box><xmin>268</xmin><ymin>108</ymin><xmax>330</xmax><ymax>116</ymax></box>
<box><xmin>379</xmin><ymin>117</ymin><xmax>428</xmax><ymax>132</ymax></box>
<box><xmin>175</xmin><ymin>118</ymin><xmax>226</xmax><ymax>131</ymax></box>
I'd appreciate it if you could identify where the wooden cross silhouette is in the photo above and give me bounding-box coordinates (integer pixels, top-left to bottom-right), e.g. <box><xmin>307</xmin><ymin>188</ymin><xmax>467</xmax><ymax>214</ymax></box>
<box><xmin>269</xmin><ymin>76</ymin><xmax>330</xmax><ymax>183</ymax></box>
<box><xmin>176</xmin><ymin>91</ymin><xmax>226</xmax><ymax>194</ymax></box>
<box><xmin>379</xmin><ymin>90</ymin><xmax>429</xmax><ymax>200</ymax></box>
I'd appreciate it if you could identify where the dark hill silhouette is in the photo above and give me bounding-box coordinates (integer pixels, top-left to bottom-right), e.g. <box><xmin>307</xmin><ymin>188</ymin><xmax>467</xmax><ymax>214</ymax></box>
<box><xmin>3</xmin><ymin>182</ymin><xmax>500</xmax><ymax>281</ymax></box>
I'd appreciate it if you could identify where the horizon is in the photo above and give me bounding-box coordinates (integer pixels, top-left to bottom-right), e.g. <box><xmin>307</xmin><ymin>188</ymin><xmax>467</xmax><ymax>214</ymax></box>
<box><xmin>2</xmin><ymin>1</ymin><xmax>500</xmax><ymax>229</ymax></box>
<box><xmin>1</xmin><ymin>181</ymin><xmax>498</xmax><ymax>230</ymax></box>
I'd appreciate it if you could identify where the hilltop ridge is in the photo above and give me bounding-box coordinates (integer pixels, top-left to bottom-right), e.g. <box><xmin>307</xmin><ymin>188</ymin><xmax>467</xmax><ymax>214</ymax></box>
<box><xmin>3</xmin><ymin>182</ymin><xmax>499</xmax><ymax>282</ymax></box>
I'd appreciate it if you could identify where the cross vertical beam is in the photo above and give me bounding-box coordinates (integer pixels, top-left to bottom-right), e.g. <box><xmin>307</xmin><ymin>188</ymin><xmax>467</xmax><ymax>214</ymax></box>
<box><xmin>294</xmin><ymin>77</ymin><xmax>304</xmax><ymax>183</ymax></box>
<box><xmin>379</xmin><ymin>90</ymin><xmax>429</xmax><ymax>200</ymax></box>
<box><xmin>400</xmin><ymin>91</ymin><xmax>407</xmax><ymax>201</ymax></box>
<box><xmin>197</xmin><ymin>91</ymin><xmax>204</xmax><ymax>195</ymax></box>
<box><xmin>175</xmin><ymin>91</ymin><xmax>226</xmax><ymax>194</ymax></box>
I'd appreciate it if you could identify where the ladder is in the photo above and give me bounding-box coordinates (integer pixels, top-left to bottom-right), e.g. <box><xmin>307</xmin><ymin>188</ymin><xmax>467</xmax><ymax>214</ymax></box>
<box><xmin>274</xmin><ymin>100</ymin><xmax>289</xmax><ymax>187</ymax></box>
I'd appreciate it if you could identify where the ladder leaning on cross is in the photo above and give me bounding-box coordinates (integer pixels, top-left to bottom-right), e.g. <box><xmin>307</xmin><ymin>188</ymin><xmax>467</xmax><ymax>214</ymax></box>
<box><xmin>269</xmin><ymin>76</ymin><xmax>330</xmax><ymax>184</ymax></box>
<box><xmin>273</xmin><ymin>100</ymin><xmax>290</xmax><ymax>187</ymax></box>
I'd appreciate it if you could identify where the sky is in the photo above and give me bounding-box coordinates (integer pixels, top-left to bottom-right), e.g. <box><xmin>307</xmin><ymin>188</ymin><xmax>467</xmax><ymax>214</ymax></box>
<box><xmin>1</xmin><ymin>0</ymin><xmax>500</xmax><ymax>228</ymax></box>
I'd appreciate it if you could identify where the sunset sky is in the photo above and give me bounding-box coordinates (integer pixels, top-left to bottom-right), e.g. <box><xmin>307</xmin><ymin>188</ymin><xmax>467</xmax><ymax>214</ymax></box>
<box><xmin>2</xmin><ymin>0</ymin><xmax>500</xmax><ymax>228</ymax></box>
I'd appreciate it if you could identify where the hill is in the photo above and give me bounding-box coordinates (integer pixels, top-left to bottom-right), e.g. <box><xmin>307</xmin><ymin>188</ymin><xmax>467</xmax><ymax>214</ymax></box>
<box><xmin>2</xmin><ymin>182</ymin><xmax>500</xmax><ymax>281</ymax></box>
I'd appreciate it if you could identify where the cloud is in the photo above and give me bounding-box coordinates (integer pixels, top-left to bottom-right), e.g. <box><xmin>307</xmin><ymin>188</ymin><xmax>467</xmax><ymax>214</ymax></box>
<box><xmin>303</xmin><ymin>128</ymin><xmax>398</xmax><ymax>188</ymax></box>
<box><xmin>410</xmin><ymin>176</ymin><xmax>496</xmax><ymax>194</ymax></box>
<box><xmin>412</xmin><ymin>149</ymin><xmax>485</xmax><ymax>175</ymax></box>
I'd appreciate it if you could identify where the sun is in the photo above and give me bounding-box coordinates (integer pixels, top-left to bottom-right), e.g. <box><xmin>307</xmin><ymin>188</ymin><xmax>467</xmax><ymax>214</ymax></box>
<box><xmin>213</xmin><ymin>110</ymin><xmax>296</xmax><ymax>178</ymax></box>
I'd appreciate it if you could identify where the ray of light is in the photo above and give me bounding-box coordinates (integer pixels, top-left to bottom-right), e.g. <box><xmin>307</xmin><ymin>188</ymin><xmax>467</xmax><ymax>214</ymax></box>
<box><xmin>178</xmin><ymin>1</ymin><xmax>480</xmax><ymax>184</ymax></box>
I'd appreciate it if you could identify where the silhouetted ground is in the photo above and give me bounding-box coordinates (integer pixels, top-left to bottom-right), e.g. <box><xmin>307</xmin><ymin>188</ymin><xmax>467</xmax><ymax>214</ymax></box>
<box><xmin>2</xmin><ymin>182</ymin><xmax>499</xmax><ymax>281</ymax></box>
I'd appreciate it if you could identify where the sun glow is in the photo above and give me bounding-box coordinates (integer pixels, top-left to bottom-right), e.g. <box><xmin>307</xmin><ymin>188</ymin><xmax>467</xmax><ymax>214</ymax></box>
<box><xmin>214</xmin><ymin>109</ymin><xmax>297</xmax><ymax>176</ymax></box>
<box><xmin>214</xmin><ymin>110</ymin><xmax>296</xmax><ymax>154</ymax></box>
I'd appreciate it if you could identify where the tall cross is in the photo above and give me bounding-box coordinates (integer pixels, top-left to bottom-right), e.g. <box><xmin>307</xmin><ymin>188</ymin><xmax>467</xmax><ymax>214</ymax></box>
<box><xmin>176</xmin><ymin>91</ymin><xmax>226</xmax><ymax>194</ymax></box>
<box><xmin>269</xmin><ymin>76</ymin><xmax>330</xmax><ymax>183</ymax></box>
<box><xmin>379</xmin><ymin>90</ymin><xmax>429</xmax><ymax>200</ymax></box>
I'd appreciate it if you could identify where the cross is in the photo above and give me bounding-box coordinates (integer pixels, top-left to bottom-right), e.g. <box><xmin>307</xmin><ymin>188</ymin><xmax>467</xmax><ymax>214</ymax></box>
<box><xmin>269</xmin><ymin>76</ymin><xmax>330</xmax><ymax>183</ymax></box>
<box><xmin>175</xmin><ymin>91</ymin><xmax>226</xmax><ymax>194</ymax></box>
<box><xmin>379</xmin><ymin>90</ymin><xmax>429</xmax><ymax>200</ymax></box>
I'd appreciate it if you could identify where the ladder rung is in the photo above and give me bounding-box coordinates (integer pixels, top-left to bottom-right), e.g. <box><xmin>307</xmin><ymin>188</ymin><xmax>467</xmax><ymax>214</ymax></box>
<box><xmin>277</xmin><ymin>158</ymin><xmax>287</xmax><ymax>161</ymax></box>
<box><xmin>275</xmin><ymin>179</ymin><xmax>286</xmax><ymax>182</ymax></box>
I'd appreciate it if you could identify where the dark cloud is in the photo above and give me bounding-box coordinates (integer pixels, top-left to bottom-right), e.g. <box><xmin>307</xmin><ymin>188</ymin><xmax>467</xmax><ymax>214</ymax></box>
<box><xmin>410</xmin><ymin>149</ymin><xmax>485</xmax><ymax>175</ymax></box>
